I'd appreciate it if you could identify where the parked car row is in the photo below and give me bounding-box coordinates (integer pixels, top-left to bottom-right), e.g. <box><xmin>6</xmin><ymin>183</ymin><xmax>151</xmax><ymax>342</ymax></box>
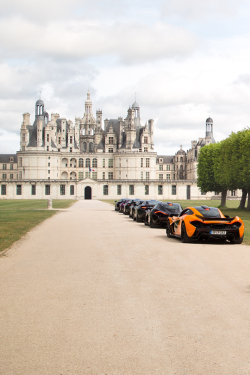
<box><xmin>115</xmin><ymin>199</ymin><xmax>244</xmax><ymax>244</ymax></box>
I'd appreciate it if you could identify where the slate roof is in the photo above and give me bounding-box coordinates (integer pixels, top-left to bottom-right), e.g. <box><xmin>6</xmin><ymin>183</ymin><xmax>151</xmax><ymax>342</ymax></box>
<box><xmin>157</xmin><ymin>155</ymin><xmax>174</xmax><ymax>164</ymax></box>
<box><xmin>0</xmin><ymin>154</ymin><xmax>17</xmax><ymax>163</ymax></box>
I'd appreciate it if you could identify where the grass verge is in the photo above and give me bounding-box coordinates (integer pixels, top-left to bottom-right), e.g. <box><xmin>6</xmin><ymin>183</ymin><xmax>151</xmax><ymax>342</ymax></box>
<box><xmin>100</xmin><ymin>199</ymin><xmax>250</xmax><ymax>246</ymax></box>
<box><xmin>0</xmin><ymin>200</ymin><xmax>74</xmax><ymax>253</ymax></box>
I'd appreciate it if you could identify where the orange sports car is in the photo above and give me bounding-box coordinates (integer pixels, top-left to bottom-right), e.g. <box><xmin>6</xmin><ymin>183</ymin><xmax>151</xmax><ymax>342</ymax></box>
<box><xmin>166</xmin><ymin>205</ymin><xmax>244</xmax><ymax>244</ymax></box>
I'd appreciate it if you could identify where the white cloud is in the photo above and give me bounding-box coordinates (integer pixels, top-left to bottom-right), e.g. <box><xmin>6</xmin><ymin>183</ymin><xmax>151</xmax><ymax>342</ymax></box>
<box><xmin>0</xmin><ymin>18</ymin><xmax>198</xmax><ymax>63</ymax></box>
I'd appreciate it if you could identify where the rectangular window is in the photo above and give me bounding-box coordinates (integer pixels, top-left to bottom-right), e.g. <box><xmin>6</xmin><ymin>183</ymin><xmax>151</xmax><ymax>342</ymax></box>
<box><xmin>1</xmin><ymin>185</ymin><xmax>6</xmax><ymax>195</ymax></box>
<box><xmin>2</xmin><ymin>174</ymin><xmax>7</xmax><ymax>180</ymax></box>
<box><xmin>16</xmin><ymin>185</ymin><xmax>22</xmax><ymax>195</ymax></box>
<box><xmin>173</xmin><ymin>174</ymin><xmax>175</xmax><ymax>180</ymax></box>
<box><xmin>141</xmin><ymin>158</ymin><xmax>143</xmax><ymax>167</ymax></box>
<box><xmin>102</xmin><ymin>172</ymin><xmax>105</xmax><ymax>180</ymax></box>
<box><xmin>117</xmin><ymin>185</ymin><xmax>122</xmax><ymax>195</ymax></box>
<box><xmin>144</xmin><ymin>137</ymin><xmax>148</xmax><ymax>144</ymax></box>
<box><xmin>45</xmin><ymin>185</ymin><xmax>50</xmax><ymax>195</ymax></box>
<box><xmin>78</xmin><ymin>172</ymin><xmax>83</xmax><ymax>180</ymax></box>
<box><xmin>141</xmin><ymin>171</ymin><xmax>143</xmax><ymax>180</ymax></box>
<box><xmin>31</xmin><ymin>185</ymin><xmax>36</xmax><ymax>195</ymax></box>
<box><xmin>85</xmin><ymin>172</ymin><xmax>90</xmax><ymax>178</ymax></box>
<box><xmin>145</xmin><ymin>185</ymin><xmax>149</xmax><ymax>195</ymax></box>
<box><xmin>10</xmin><ymin>164</ymin><xmax>13</xmax><ymax>170</ymax></box>
<box><xmin>70</xmin><ymin>148</ymin><xmax>72</xmax><ymax>153</ymax></box>
<box><xmin>48</xmin><ymin>163</ymin><xmax>50</xmax><ymax>167</ymax></box>
<box><xmin>19</xmin><ymin>171</ymin><xmax>22</xmax><ymax>179</ymax></box>
<box><xmin>70</xmin><ymin>185</ymin><xmax>74</xmax><ymax>195</ymax></box>
<box><xmin>144</xmin><ymin>148</ymin><xmax>148</xmax><ymax>152</ymax></box>
<box><xmin>70</xmin><ymin>136</ymin><xmax>73</xmax><ymax>144</ymax></box>
<box><xmin>158</xmin><ymin>185</ymin><xmax>163</xmax><ymax>195</ymax></box>
<box><xmin>129</xmin><ymin>185</ymin><xmax>134</xmax><ymax>195</ymax></box>
<box><xmin>108</xmin><ymin>148</ymin><xmax>113</xmax><ymax>153</ymax></box>
<box><xmin>92</xmin><ymin>172</ymin><xmax>97</xmax><ymax>180</ymax></box>
<box><xmin>159</xmin><ymin>174</ymin><xmax>163</xmax><ymax>180</ymax></box>
<box><xmin>172</xmin><ymin>185</ymin><xmax>176</xmax><ymax>195</ymax></box>
<box><xmin>108</xmin><ymin>172</ymin><xmax>113</xmax><ymax>180</ymax></box>
<box><xmin>58</xmin><ymin>137</ymin><xmax>61</xmax><ymax>145</ymax></box>
<box><xmin>10</xmin><ymin>174</ymin><xmax>13</xmax><ymax>180</ymax></box>
<box><xmin>146</xmin><ymin>171</ymin><xmax>149</xmax><ymax>180</ymax></box>
<box><xmin>18</xmin><ymin>157</ymin><xmax>22</xmax><ymax>167</ymax></box>
<box><xmin>166</xmin><ymin>174</ymin><xmax>170</xmax><ymax>180</ymax></box>
<box><xmin>103</xmin><ymin>159</ymin><xmax>105</xmax><ymax>168</ymax></box>
<box><xmin>159</xmin><ymin>165</ymin><xmax>163</xmax><ymax>171</ymax></box>
<box><xmin>109</xmin><ymin>137</ymin><xmax>114</xmax><ymax>144</ymax></box>
<box><xmin>103</xmin><ymin>185</ymin><xmax>108</xmax><ymax>195</ymax></box>
<box><xmin>47</xmin><ymin>134</ymin><xmax>49</xmax><ymax>142</ymax></box>
<box><xmin>166</xmin><ymin>165</ymin><xmax>170</xmax><ymax>171</ymax></box>
<box><xmin>60</xmin><ymin>185</ymin><xmax>65</xmax><ymax>195</ymax></box>
<box><xmin>2</xmin><ymin>164</ymin><xmax>6</xmax><ymax>170</ymax></box>
<box><xmin>108</xmin><ymin>159</ymin><xmax>113</xmax><ymax>168</ymax></box>
<box><xmin>48</xmin><ymin>170</ymin><xmax>50</xmax><ymax>174</ymax></box>
<box><xmin>146</xmin><ymin>158</ymin><xmax>150</xmax><ymax>167</ymax></box>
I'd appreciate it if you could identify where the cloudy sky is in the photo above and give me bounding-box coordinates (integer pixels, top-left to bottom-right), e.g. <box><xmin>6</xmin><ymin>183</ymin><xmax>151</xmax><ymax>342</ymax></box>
<box><xmin>1</xmin><ymin>0</ymin><xmax>250</xmax><ymax>155</ymax></box>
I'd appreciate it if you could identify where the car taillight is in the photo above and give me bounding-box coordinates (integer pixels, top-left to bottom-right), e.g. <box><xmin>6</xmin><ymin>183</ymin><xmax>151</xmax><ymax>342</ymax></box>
<box><xmin>190</xmin><ymin>221</ymin><xmax>204</xmax><ymax>228</ymax></box>
<box><xmin>155</xmin><ymin>211</ymin><xmax>168</xmax><ymax>216</ymax></box>
<box><xmin>231</xmin><ymin>222</ymin><xmax>242</xmax><ymax>228</ymax></box>
<box><xmin>141</xmin><ymin>207</ymin><xmax>147</xmax><ymax>209</ymax></box>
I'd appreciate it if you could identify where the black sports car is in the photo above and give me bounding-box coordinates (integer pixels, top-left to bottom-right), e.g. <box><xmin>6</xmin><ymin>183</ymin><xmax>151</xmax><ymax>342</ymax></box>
<box><xmin>144</xmin><ymin>202</ymin><xmax>182</xmax><ymax>228</ymax></box>
<box><xmin>130</xmin><ymin>200</ymin><xmax>144</xmax><ymax>218</ymax></box>
<box><xmin>123</xmin><ymin>199</ymin><xmax>141</xmax><ymax>215</ymax></box>
<box><xmin>133</xmin><ymin>200</ymin><xmax>162</xmax><ymax>222</ymax></box>
<box><xmin>115</xmin><ymin>199</ymin><xmax>127</xmax><ymax>211</ymax></box>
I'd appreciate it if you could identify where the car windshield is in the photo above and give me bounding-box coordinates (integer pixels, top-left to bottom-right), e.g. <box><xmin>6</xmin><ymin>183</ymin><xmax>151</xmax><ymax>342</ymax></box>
<box><xmin>160</xmin><ymin>203</ymin><xmax>180</xmax><ymax>212</ymax></box>
<box><xmin>194</xmin><ymin>206</ymin><xmax>221</xmax><ymax>218</ymax></box>
<box><xmin>148</xmin><ymin>200</ymin><xmax>160</xmax><ymax>205</ymax></box>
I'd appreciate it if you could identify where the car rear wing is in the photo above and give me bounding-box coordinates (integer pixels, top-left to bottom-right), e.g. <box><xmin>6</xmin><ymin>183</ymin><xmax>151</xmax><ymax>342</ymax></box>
<box><xmin>195</xmin><ymin>215</ymin><xmax>235</xmax><ymax>222</ymax></box>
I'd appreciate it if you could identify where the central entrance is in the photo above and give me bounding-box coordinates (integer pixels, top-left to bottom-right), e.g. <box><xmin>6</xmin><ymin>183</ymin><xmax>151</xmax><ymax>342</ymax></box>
<box><xmin>84</xmin><ymin>186</ymin><xmax>92</xmax><ymax>200</ymax></box>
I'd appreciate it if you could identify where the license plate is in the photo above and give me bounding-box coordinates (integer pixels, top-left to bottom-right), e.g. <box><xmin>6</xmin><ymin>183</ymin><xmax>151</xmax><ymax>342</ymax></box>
<box><xmin>210</xmin><ymin>230</ymin><xmax>226</xmax><ymax>235</ymax></box>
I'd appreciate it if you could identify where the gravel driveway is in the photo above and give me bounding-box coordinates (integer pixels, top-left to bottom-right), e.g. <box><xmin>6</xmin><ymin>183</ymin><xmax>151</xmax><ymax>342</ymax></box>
<box><xmin>0</xmin><ymin>200</ymin><xmax>250</xmax><ymax>375</ymax></box>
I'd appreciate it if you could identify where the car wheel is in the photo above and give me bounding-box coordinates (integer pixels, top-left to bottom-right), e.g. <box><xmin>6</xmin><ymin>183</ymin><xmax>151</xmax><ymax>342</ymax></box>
<box><xmin>136</xmin><ymin>212</ymin><xmax>140</xmax><ymax>222</ymax></box>
<box><xmin>181</xmin><ymin>222</ymin><xmax>192</xmax><ymax>243</ymax></box>
<box><xmin>150</xmin><ymin>216</ymin><xmax>155</xmax><ymax>228</ymax></box>
<box><xmin>166</xmin><ymin>222</ymin><xmax>172</xmax><ymax>238</ymax></box>
<box><xmin>231</xmin><ymin>235</ymin><xmax>244</xmax><ymax>244</ymax></box>
<box><xmin>133</xmin><ymin>212</ymin><xmax>136</xmax><ymax>221</ymax></box>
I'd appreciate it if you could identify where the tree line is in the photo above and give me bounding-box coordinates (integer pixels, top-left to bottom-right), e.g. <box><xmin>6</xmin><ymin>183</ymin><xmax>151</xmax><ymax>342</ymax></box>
<box><xmin>197</xmin><ymin>128</ymin><xmax>250</xmax><ymax>209</ymax></box>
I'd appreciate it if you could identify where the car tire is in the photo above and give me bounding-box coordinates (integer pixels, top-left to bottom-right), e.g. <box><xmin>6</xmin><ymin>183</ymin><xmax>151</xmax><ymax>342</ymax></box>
<box><xmin>136</xmin><ymin>212</ymin><xmax>140</xmax><ymax>222</ymax></box>
<box><xmin>133</xmin><ymin>212</ymin><xmax>136</xmax><ymax>221</ymax></box>
<box><xmin>181</xmin><ymin>222</ymin><xmax>192</xmax><ymax>243</ymax></box>
<box><xmin>231</xmin><ymin>235</ymin><xmax>244</xmax><ymax>244</ymax></box>
<box><xmin>166</xmin><ymin>222</ymin><xmax>172</xmax><ymax>238</ymax></box>
<box><xmin>150</xmin><ymin>216</ymin><xmax>155</xmax><ymax>228</ymax></box>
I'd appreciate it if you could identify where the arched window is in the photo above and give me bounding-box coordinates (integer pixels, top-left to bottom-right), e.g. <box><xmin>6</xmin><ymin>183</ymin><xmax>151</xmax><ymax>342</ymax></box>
<box><xmin>86</xmin><ymin>158</ymin><xmax>90</xmax><ymax>167</ymax></box>
<box><xmin>79</xmin><ymin>158</ymin><xmax>83</xmax><ymax>167</ymax></box>
<box><xmin>89</xmin><ymin>142</ymin><xmax>94</xmax><ymax>152</ymax></box>
<box><xmin>83</xmin><ymin>142</ymin><xmax>86</xmax><ymax>152</ymax></box>
<box><xmin>103</xmin><ymin>185</ymin><xmax>108</xmax><ymax>195</ymax></box>
<box><xmin>180</xmin><ymin>157</ymin><xmax>183</xmax><ymax>162</ymax></box>
<box><xmin>180</xmin><ymin>165</ymin><xmax>183</xmax><ymax>171</ymax></box>
<box><xmin>92</xmin><ymin>158</ymin><xmax>97</xmax><ymax>168</ymax></box>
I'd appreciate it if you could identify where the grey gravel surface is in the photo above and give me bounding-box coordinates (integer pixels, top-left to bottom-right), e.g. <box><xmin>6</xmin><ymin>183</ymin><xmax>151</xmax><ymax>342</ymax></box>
<box><xmin>1</xmin><ymin>199</ymin><xmax>250</xmax><ymax>375</ymax></box>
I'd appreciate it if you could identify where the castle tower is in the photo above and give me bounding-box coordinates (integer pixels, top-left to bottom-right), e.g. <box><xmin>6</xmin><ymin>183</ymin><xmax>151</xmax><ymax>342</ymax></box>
<box><xmin>205</xmin><ymin>117</ymin><xmax>215</xmax><ymax>143</ymax></box>
<box><xmin>84</xmin><ymin>91</ymin><xmax>93</xmax><ymax>117</ymax></box>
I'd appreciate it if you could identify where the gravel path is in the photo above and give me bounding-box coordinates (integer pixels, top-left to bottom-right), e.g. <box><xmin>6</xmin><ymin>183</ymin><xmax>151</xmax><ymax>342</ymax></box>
<box><xmin>0</xmin><ymin>200</ymin><xmax>250</xmax><ymax>375</ymax></box>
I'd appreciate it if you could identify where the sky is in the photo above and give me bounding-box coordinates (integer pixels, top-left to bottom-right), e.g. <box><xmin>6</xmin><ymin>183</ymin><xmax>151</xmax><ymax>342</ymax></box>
<box><xmin>1</xmin><ymin>0</ymin><xmax>250</xmax><ymax>155</ymax></box>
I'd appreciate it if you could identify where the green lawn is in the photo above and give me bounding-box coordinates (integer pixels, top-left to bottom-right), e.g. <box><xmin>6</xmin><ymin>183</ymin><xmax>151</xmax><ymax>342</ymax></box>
<box><xmin>0</xmin><ymin>200</ymin><xmax>74</xmax><ymax>253</ymax></box>
<box><xmin>101</xmin><ymin>199</ymin><xmax>250</xmax><ymax>245</ymax></box>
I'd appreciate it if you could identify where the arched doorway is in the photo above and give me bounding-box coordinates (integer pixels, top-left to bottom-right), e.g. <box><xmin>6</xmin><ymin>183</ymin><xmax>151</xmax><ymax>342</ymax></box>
<box><xmin>84</xmin><ymin>186</ymin><xmax>92</xmax><ymax>200</ymax></box>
